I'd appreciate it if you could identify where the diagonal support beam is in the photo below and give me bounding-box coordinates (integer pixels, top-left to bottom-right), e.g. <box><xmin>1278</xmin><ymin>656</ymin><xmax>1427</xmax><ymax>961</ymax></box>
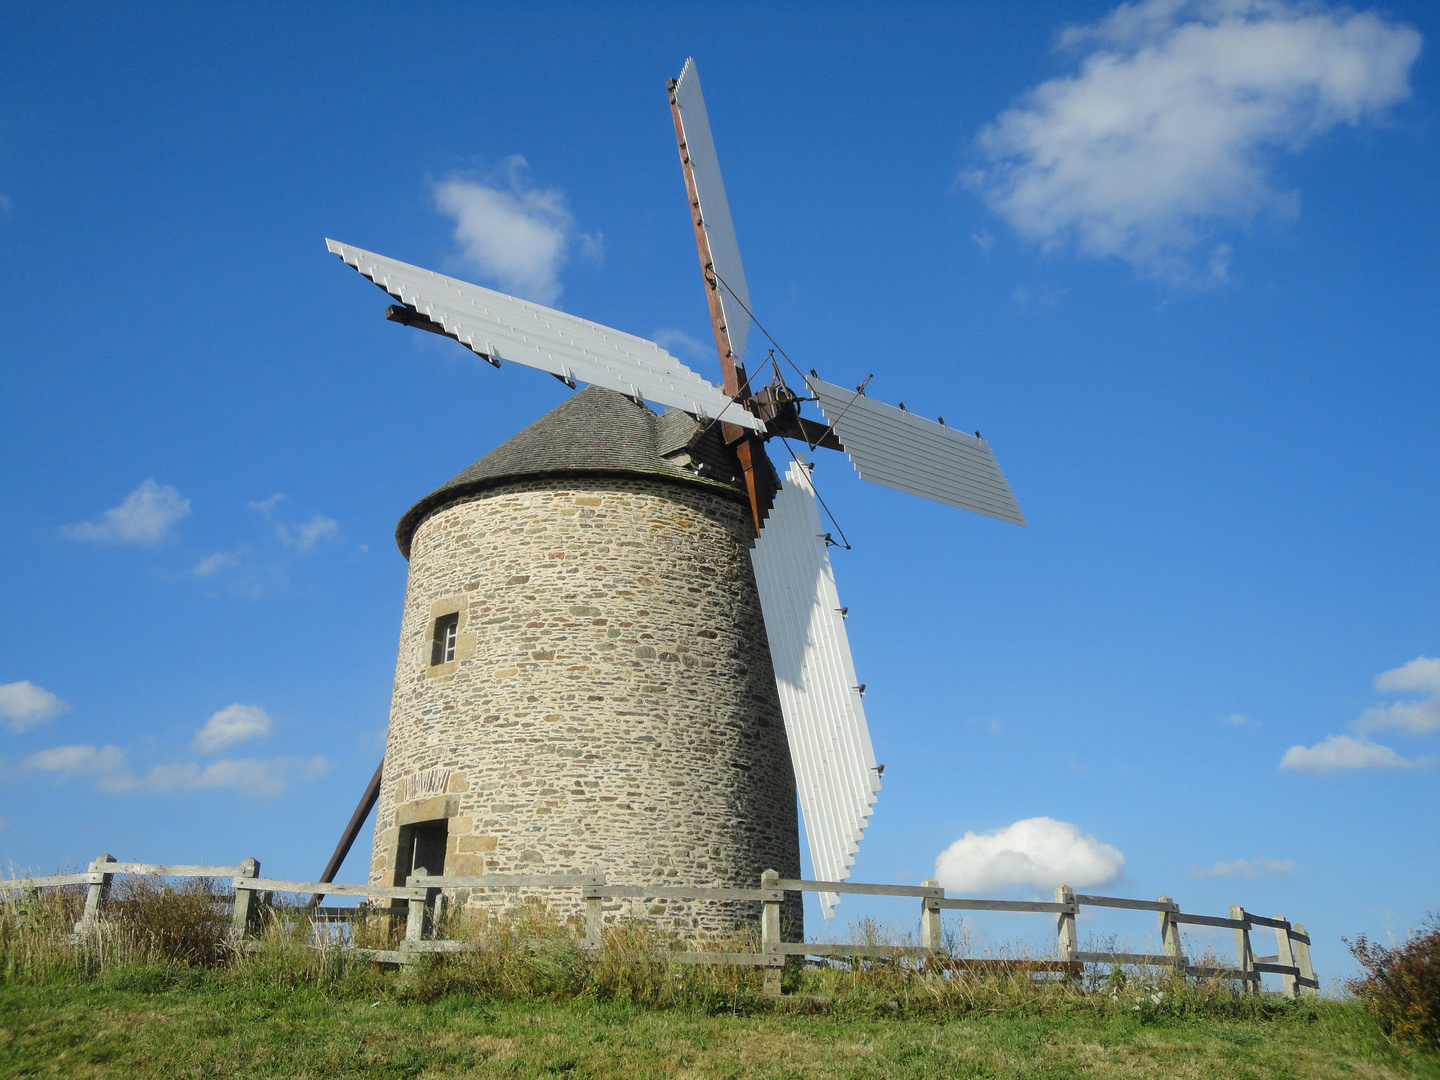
<box><xmin>307</xmin><ymin>758</ymin><xmax>385</xmax><ymax>907</ymax></box>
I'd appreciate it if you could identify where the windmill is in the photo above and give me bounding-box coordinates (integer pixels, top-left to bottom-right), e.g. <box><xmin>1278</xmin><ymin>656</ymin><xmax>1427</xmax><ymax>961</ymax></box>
<box><xmin>313</xmin><ymin>59</ymin><xmax>1024</xmax><ymax>920</ymax></box>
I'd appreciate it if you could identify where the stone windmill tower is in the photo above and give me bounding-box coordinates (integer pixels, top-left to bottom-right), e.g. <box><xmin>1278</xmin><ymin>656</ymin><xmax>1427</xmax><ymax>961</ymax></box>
<box><xmin>314</xmin><ymin>59</ymin><xmax>1025</xmax><ymax>934</ymax></box>
<box><xmin>369</xmin><ymin>387</ymin><xmax>800</xmax><ymax>935</ymax></box>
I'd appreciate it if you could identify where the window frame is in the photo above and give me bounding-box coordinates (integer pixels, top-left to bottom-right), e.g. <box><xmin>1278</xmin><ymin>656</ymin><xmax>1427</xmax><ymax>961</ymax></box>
<box><xmin>431</xmin><ymin>611</ymin><xmax>460</xmax><ymax>667</ymax></box>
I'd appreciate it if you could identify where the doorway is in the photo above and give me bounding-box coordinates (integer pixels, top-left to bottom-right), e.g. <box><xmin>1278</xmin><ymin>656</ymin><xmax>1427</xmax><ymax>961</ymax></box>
<box><xmin>395</xmin><ymin>819</ymin><xmax>448</xmax><ymax>883</ymax></box>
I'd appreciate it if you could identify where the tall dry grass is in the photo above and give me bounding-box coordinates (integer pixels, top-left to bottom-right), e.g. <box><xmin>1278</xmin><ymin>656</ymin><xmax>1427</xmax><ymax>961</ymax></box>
<box><xmin>0</xmin><ymin>875</ymin><xmax>236</xmax><ymax>984</ymax></box>
<box><xmin>0</xmin><ymin>881</ymin><xmax>1314</xmax><ymax>1021</ymax></box>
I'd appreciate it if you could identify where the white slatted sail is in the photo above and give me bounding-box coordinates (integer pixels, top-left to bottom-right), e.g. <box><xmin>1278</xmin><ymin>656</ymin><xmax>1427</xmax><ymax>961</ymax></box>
<box><xmin>751</xmin><ymin>458</ymin><xmax>880</xmax><ymax>917</ymax></box>
<box><xmin>326</xmin><ymin>239</ymin><xmax>765</xmax><ymax>433</ymax></box>
<box><xmin>673</xmin><ymin>59</ymin><xmax>752</xmax><ymax>366</ymax></box>
<box><xmin>808</xmin><ymin>377</ymin><xmax>1025</xmax><ymax>526</ymax></box>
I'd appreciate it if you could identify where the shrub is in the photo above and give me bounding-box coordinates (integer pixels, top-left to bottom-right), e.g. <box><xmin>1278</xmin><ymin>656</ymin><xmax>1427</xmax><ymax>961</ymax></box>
<box><xmin>1347</xmin><ymin>914</ymin><xmax>1440</xmax><ymax>1048</ymax></box>
<box><xmin>105</xmin><ymin>876</ymin><xmax>231</xmax><ymax>967</ymax></box>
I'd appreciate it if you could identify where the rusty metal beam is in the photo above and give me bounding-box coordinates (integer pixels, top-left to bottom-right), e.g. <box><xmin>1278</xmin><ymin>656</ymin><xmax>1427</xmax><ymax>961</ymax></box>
<box><xmin>668</xmin><ymin>73</ymin><xmax>775</xmax><ymax>532</ymax></box>
<box><xmin>307</xmin><ymin>758</ymin><xmax>385</xmax><ymax>908</ymax></box>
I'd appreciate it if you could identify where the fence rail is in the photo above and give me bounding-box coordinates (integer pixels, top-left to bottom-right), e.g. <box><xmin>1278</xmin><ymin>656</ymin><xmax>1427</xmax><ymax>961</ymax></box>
<box><xmin>3</xmin><ymin>854</ymin><xmax>1319</xmax><ymax>998</ymax></box>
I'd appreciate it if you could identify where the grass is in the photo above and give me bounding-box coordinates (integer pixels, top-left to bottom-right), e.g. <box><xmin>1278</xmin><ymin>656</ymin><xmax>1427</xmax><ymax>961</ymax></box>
<box><xmin>3</xmin><ymin>977</ymin><xmax>1439</xmax><ymax>1079</ymax></box>
<box><xmin>3</xmin><ymin>884</ymin><xmax>1439</xmax><ymax>1077</ymax></box>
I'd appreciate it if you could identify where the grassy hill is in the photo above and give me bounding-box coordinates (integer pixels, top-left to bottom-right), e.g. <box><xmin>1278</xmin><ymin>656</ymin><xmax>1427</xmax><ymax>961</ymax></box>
<box><xmin>4</xmin><ymin>977</ymin><xmax>1439</xmax><ymax>1079</ymax></box>
<box><xmin>3</xmin><ymin>884</ymin><xmax>1438</xmax><ymax>1078</ymax></box>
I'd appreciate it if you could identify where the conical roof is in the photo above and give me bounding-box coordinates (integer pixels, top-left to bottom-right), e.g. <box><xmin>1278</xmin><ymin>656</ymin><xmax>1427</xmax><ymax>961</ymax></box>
<box><xmin>395</xmin><ymin>386</ymin><xmax>746</xmax><ymax>557</ymax></box>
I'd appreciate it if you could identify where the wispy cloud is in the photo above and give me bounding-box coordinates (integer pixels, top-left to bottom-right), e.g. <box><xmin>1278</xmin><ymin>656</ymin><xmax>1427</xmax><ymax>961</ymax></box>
<box><xmin>192</xmin><ymin>498</ymin><xmax>341</xmax><ymax>595</ymax></box>
<box><xmin>21</xmin><ymin>744</ymin><xmax>134</xmax><ymax>793</ymax></box>
<box><xmin>22</xmin><ymin>743</ymin><xmax>326</xmax><ymax>799</ymax></box>
<box><xmin>192</xmin><ymin>549</ymin><xmax>242</xmax><ymax>577</ymax></box>
<box><xmin>1224</xmin><ymin>713</ymin><xmax>1250</xmax><ymax>726</ymax></box>
<box><xmin>0</xmin><ymin>681</ymin><xmax>69</xmax><ymax>733</ymax></box>
<box><xmin>934</xmin><ymin>816</ymin><xmax>1124</xmax><ymax>894</ymax></box>
<box><xmin>62</xmin><ymin>480</ymin><xmax>190</xmax><ymax>544</ymax></box>
<box><xmin>969</xmin><ymin>0</ymin><xmax>1421</xmax><ymax>280</ymax></box>
<box><xmin>0</xmin><ymin>194</ymin><xmax>11</xmax><ymax>215</ymax></box>
<box><xmin>433</xmin><ymin>156</ymin><xmax>600</xmax><ymax>306</ymax></box>
<box><xmin>274</xmin><ymin>514</ymin><xmax>340</xmax><ymax>552</ymax></box>
<box><xmin>652</xmin><ymin>328</ymin><xmax>712</xmax><ymax>362</ymax></box>
<box><xmin>1191</xmin><ymin>856</ymin><xmax>1295</xmax><ymax>879</ymax></box>
<box><xmin>247</xmin><ymin>494</ymin><xmax>285</xmax><ymax>517</ymax></box>
<box><xmin>192</xmin><ymin>704</ymin><xmax>271</xmax><ymax>754</ymax></box>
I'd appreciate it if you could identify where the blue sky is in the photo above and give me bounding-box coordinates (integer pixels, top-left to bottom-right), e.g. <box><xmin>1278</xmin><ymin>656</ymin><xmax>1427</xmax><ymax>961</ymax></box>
<box><xmin>2</xmin><ymin>0</ymin><xmax>1436</xmax><ymax>984</ymax></box>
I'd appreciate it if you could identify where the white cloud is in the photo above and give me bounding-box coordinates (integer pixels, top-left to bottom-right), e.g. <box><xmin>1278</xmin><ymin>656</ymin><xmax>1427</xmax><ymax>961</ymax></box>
<box><xmin>0</xmin><ymin>193</ymin><xmax>11</xmax><ymax>215</ymax></box>
<box><xmin>1191</xmin><ymin>856</ymin><xmax>1295</xmax><ymax>879</ymax></box>
<box><xmin>0</xmin><ymin>681</ymin><xmax>69</xmax><ymax>732</ymax></box>
<box><xmin>274</xmin><ymin>514</ymin><xmax>340</xmax><ymax>552</ymax></box>
<box><xmin>192</xmin><ymin>703</ymin><xmax>271</xmax><ymax>754</ymax></box>
<box><xmin>1281</xmin><ymin>656</ymin><xmax>1440</xmax><ymax>773</ymax></box>
<box><xmin>1279</xmin><ymin>733</ymin><xmax>1418</xmax><ymax>774</ymax></box>
<box><xmin>1375</xmin><ymin>656</ymin><xmax>1440</xmax><ymax>693</ymax></box>
<box><xmin>970</xmin><ymin>0</ymin><xmax>1421</xmax><ymax>279</ymax></box>
<box><xmin>434</xmin><ymin>157</ymin><xmax>597</xmax><ymax>306</ymax></box>
<box><xmin>1357</xmin><ymin>656</ymin><xmax>1440</xmax><ymax>734</ymax></box>
<box><xmin>1224</xmin><ymin>713</ymin><xmax>1250</xmax><ymax>725</ymax></box>
<box><xmin>143</xmin><ymin>756</ymin><xmax>329</xmax><ymax>798</ymax></box>
<box><xmin>62</xmin><ymin>479</ymin><xmax>191</xmax><ymax>544</ymax></box>
<box><xmin>934</xmin><ymin>816</ymin><xmax>1125</xmax><ymax>894</ymax></box>
<box><xmin>22</xmin><ymin>743</ymin><xmax>327</xmax><ymax>799</ymax></box>
<box><xmin>22</xmin><ymin>744</ymin><xmax>136</xmax><ymax>792</ymax></box>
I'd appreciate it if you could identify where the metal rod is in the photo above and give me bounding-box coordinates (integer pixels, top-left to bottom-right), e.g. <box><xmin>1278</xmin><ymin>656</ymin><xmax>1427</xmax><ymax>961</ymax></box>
<box><xmin>307</xmin><ymin>758</ymin><xmax>384</xmax><ymax>908</ymax></box>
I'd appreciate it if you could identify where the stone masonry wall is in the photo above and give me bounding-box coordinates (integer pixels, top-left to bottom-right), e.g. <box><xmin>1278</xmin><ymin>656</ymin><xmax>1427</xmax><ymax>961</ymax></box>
<box><xmin>370</xmin><ymin>474</ymin><xmax>801</xmax><ymax>941</ymax></box>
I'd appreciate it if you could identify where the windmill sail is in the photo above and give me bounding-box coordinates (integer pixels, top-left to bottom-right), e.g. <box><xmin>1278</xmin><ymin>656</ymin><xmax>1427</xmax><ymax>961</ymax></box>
<box><xmin>326</xmin><ymin>240</ymin><xmax>765</xmax><ymax>433</ymax></box>
<box><xmin>672</xmin><ymin>59</ymin><xmax>752</xmax><ymax>367</ymax></box>
<box><xmin>751</xmin><ymin>458</ymin><xmax>880</xmax><ymax>917</ymax></box>
<box><xmin>808</xmin><ymin>377</ymin><xmax>1026</xmax><ymax>526</ymax></box>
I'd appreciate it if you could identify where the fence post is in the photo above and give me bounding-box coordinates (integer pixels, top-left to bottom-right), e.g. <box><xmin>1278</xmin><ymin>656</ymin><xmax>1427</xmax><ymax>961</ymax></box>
<box><xmin>1231</xmin><ymin>905</ymin><xmax>1257</xmax><ymax>994</ymax></box>
<box><xmin>760</xmin><ymin>868</ymin><xmax>783</xmax><ymax>996</ymax></box>
<box><xmin>1292</xmin><ymin>922</ymin><xmax>1318</xmax><ymax>998</ymax></box>
<box><xmin>583</xmin><ymin>867</ymin><xmax>605</xmax><ymax>950</ymax></box>
<box><xmin>1157</xmin><ymin>895</ymin><xmax>1186</xmax><ymax>972</ymax></box>
<box><xmin>1055</xmin><ymin>885</ymin><xmax>1079</xmax><ymax>986</ymax></box>
<box><xmin>404</xmin><ymin>871</ymin><xmax>435</xmax><ymax>942</ymax></box>
<box><xmin>76</xmin><ymin>853</ymin><xmax>117</xmax><ymax>933</ymax></box>
<box><xmin>920</xmin><ymin>877</ymin><xmax>943</xmax><ymax>956</ymax></box>
<box><xmin>1272</xmin><ymin>915</ymin><xmax>1298</xmax><ymax>1000</ymax></box>
<box><xmin>230</xmin><ymin>857</ymin><xmax>261</xmax><ymax>940</ymax></box>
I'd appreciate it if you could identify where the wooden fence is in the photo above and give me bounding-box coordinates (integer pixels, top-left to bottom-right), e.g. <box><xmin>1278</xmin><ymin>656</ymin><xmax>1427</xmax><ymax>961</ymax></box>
<box><xmin>2</xmin><ymin>854</ymin><xmax>1320</xmax><ymax>999</ymax></box>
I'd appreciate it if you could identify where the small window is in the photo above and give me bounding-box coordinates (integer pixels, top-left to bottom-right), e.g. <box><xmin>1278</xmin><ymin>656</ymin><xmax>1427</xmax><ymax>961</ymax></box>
<box><xmin>431</xmin><ymin>612</ymin><xmax>459</xmax><ymax>666</ymax></box>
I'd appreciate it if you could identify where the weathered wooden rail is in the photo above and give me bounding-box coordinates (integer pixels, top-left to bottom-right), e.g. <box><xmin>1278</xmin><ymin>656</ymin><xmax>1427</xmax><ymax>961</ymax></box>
<box><xmin>2</xmin><ymin>854</ymin><xmax>1319</xmax><ymax>998</ymax></box>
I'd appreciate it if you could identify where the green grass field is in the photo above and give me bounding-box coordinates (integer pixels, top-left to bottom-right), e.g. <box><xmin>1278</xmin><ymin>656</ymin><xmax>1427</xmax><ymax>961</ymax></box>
<box><xmin>3</xmin><ymin>977</ymin><xmax>1439</xmax><ymax>1080</ymax></box>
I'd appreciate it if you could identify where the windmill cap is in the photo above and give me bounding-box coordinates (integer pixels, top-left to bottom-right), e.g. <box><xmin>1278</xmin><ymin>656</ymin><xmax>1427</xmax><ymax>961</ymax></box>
<box><xmin>395</xmin><ymin>385</ymin><xmax>748</xmax><ymax>558</ymax></box>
